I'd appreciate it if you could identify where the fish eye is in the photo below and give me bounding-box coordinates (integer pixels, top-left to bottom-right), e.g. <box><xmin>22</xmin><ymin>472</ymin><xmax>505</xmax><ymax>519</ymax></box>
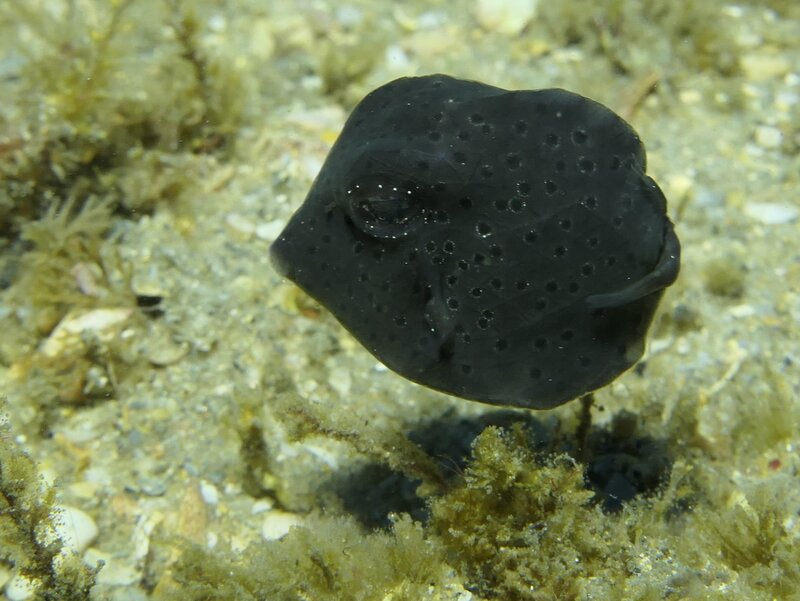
<box><xmin>345</xmin><ymin>174</ymin><xmax>423</xmax><ymax>239</ymax></box>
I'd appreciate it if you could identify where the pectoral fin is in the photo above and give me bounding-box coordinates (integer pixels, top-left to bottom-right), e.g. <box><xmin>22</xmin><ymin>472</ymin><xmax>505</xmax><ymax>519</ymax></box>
<box><xmin>586</xmin><ymin>224</ymin><xmax>680</xmax><ymax>310</ymax></box>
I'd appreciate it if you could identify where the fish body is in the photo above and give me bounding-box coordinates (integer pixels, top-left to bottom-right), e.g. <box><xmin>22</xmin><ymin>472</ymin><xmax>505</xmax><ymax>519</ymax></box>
<box><xmin>271</xmin><ymin>75</ymin><xmax>680</xmax><ymax>409</ymax></box>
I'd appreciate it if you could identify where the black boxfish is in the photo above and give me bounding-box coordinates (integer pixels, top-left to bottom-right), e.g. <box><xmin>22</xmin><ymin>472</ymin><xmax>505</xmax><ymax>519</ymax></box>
<box><xmin>271</xmin><ymin>75</ymin><xmax>680</xmax><ymax>409</ymax></box>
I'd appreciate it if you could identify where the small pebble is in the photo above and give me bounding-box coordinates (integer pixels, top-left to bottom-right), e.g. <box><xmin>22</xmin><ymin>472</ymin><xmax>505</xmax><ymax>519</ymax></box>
<box><xmin>199</xmin><ymin>480</ymin><xmax>220</xmax><ymax>505</ymax></box>
<box><xmin>301</xmin><ymin>156</ymin><xmax>324</xmax><ymax>181</ymax></box>
<box><xmin>694</xmin><ymin>186</ymin><xmax>724</xmax><ymax>208</ymax></box>
<box><xmin>132</xmin><ymin>512</ymin><xmax>162</xmax><ymax>563</ymax></box>
<box><xmin>251</xmin><ymin>498</ymin><xmax>274</xmax><ymax>514</ymax></box>
<box><xmin>474</xmin><ymin>0</ymin><xmax>538</xmax><ymax>35</ymax></box>
<box><xmin>335</xmin><ymin>5</ymin><xmax>363</xmax><ymax>27</ymax></box>
<box><xmin>177</xmin><ymin>484</ymin><xmax>209</xmax><ymax>543</ymax></box>
<box><xmin>68</xmin><ymin>481</ymin><xmax>101</xmax><ymax>500</ymax></box>
<box><xmin>741</xmin><ymin>52</ymin><xmax>791</xmax><ymax>82</ymax></box>
<box><xmin>666</xmin><ymin>174</ymin><xmax>693</xmax><ymax>201</ymax></box>
<box><xmin>729</xmin><ymin>304</ymin><xmax>756</xmax><ymax>318</ymax></box>
<box><xmin>70</xmin><ymin>262</ymin><xmax>104</xmax><ymax>296</ymax></box>
<box><xmin>59</xmin><ymin>420</ymin><xmax>100</xmax><ymax>445</ymax></box>
<box><xmin>744</xmin><ymin>202</ymin><xmax>799</xmax><ymax>225</ymax></box>
<box><xmin>262</xmin><ymin>511</ymin><xmax>302</xmax><ymax>541</ymax></box>
<box><xmin>679</xmin><ymin>89</ymin><xmax>702</xmax><ymax>104</ymax></box>
<box><xmin>418</xmin><ymin>11</ymin><xmax>445</xmax><ymax>29</ymax></box>
<box><xmin>207</xmin><ymin>531</ymin><xmax>219</xmax><ymax>549</ymax></box>
<box><xmin>225</xmin><ymin>212</ymin><xmax>256</xmax><ymax>239</ymax></box>
<box><xmin>754</xmin><ymin>125</ymin><xmax>782</xmax><ymax>149</ymax></box>
<box><xmin>255</xmin><ymin>219</ymin><xmax>286</xmax><ymax>241</ymax></box>
<box><xmin>147</xmin><ymin>340</ymin><xmax>189</xmax><ymax>367</ymax></box>
<box><xmin>0</xmin><ymin>566</ymin><xmax>11</xmax><ymax>590</ymax></box>
<box><xmin>385</xmin><ymin>44</ymin><xmax>412</xmax><ymax>70</ymax></box>
<box><xmin>84</xmin><ymin>549</ymin><xmax>140</xmax><ymax>586</ymax></box>
<box><xmin>207</xmin><ymin>14</ymin><xmax>226</xmax><ymax>32</ymax></box>
<box><xmin>5</xmin><ymin>574</ymin><xmax>35</xmax><ymax>601</ymax></box>
<box><xmin>248</xmin><ymin>19</ymin><xmax>275</xmax><ymax>60</ymax></box>
<box><xmin>327</xmin><ymin>366</ymin><xmax>352</xmax><ymax>397</ymax></box>
<box><xmin>52</xmin><ymin>505</ymin><xmax>99</xmax><ymax>554</ymax></box>
<box><xmin>703</xmin><ymin>258</ymin><xmax>745</xmax><ymax>298</ymax></box>
<box><xmin>776</xmin><ymin>90</ymin><xmax>799</xmax><ymax>112</ymax></box>
<box><xmin>137</xmin><ymin>476</ymin><xmax>168</xmax><ymax>497</ymax></box>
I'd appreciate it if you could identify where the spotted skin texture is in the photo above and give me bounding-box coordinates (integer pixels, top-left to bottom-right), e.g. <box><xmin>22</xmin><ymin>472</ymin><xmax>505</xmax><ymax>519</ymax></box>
<box><xmin>271</xmin><ymin>75</ymin><xmax>680</xmax><ymax>409</ymax></box>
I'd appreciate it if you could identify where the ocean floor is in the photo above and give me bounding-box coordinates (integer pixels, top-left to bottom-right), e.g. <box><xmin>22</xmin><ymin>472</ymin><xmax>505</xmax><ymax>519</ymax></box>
<box><xmin>1</xmin><ymin>1</ymin><xmax>799</xmax><ymax>600</ymax></box>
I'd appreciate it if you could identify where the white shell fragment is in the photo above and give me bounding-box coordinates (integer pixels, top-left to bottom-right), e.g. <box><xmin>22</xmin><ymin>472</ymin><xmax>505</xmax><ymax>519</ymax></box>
<box><xmin>4</xmin><ymin>574</ymin><xmax>35</xmax><ymax>601</ymax></box>
<box><xmin>261</xmin><ymin>510</ymin><xmax>303</xmax><ymax>541</ymax></box>
<box><xmin>474</xmin><ymin>0</ymin><xmax>538</xmax><ymax>35</ymax></box>
<box><xmin>51</xmin><ymin>505</ymin><xmax>99</xmax><ymax>554</ymax></box>
<box><xmin>40</xmin><ymin>308</ymin><xmax>133</xmax><ymax>358</ymax></box>
<box><xmin>744</xmin><ymin>202</ymin><xmax>799</xmax><ymax>225</ymax></box>
<box><xmin>255</xmin><ymin>219</ymin><xmax>287</xmax><ymax>241</ymax></box>
<box><xmin>754</xmin><ymin>125</ymin><xmax>782</xmax><ymax>149</ymax></box>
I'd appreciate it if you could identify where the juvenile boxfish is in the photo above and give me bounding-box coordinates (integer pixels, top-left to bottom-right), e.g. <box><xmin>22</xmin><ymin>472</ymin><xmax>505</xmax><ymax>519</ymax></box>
<box><xmin>271</xmin><ymin>75</ymin><xmax>680</xmax><ymax>409</ymax></box>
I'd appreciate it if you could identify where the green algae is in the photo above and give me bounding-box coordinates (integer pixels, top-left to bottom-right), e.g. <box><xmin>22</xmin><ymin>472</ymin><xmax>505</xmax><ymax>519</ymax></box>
<box><xmin>160</xmin><ymin>422</ymin><xmax>800</xmax><ymax>600</ymax></box>
<box><xmin>703</xmin><ymin>256</ymin><xmax>747</xmax><ymax>298</ymax></box>
<box><xmin>0</xmin><ymin>0</ymin><xmax>259</xmax><ymax>433</ymax></box>
<box><xmin>161</xmin><ymin>514</ymin><xmax>450</xmax><ymax>601</ymax></box>
<box><xmin>538</xmin><ymin>0</ymin><xmax>741</xmax><ymax>76</ymax></box>
<box><xmin>0</xmin><ymin>418</ymin><xmax>97</xmax><ymax>600</ymax></box>
<box><xmin>0</xmin><ymin>0</ymin><xmax>249</xmax><ymax>244</ymax></box>
<box><xmin>7</xmin><ymin>197</ymin><xmax>118</xmax><ymax>323</ymax></box>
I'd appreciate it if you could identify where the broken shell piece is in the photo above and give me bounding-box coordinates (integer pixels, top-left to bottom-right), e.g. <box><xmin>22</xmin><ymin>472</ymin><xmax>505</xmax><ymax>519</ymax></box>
<box><xmin>261</xmin><ymin>510</ymin><xmax>303</xmax><ymax>541</ymax></box>
<box><xmin>70</xmin><ymin>262</ymin><xmax>105</xmax><ymax>297</ymax></box>
<box><xmin>40</xmin><ymin>308</ymin><xmax>133</xmax><ymax>358</ymax></box>
<box><xmin>474</xmin><ymin>0</ymin><xmax>538</xmax><ymax>35</ymax></box>
<box><xmin>145</xmin><ymin>325</ymin><xmax>189</xmax><ymax>366</ymax></box>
